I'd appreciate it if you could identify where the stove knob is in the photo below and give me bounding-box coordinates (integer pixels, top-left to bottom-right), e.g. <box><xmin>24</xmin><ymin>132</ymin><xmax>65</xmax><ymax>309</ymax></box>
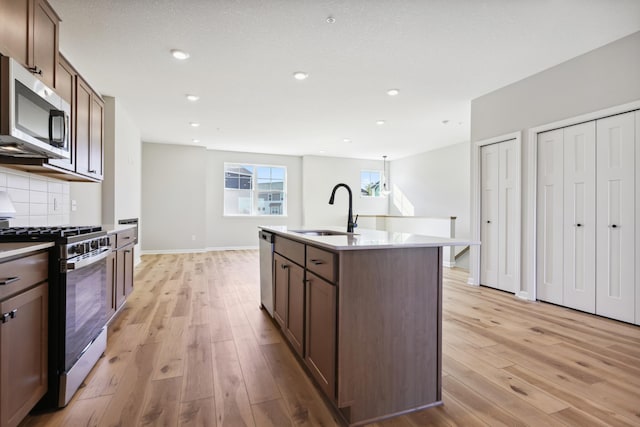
<box><xmin>91</xmin><ymin>240</ymin><xmax>99</xmax><ymax>250</ymax></box>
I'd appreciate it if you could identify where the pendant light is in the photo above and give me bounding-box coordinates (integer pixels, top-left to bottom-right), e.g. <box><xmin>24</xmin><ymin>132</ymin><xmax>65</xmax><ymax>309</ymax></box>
<box><xmin>381</xmin><ymin>155</ymin><xmax>391</xmax><ymax>196</ymax></box>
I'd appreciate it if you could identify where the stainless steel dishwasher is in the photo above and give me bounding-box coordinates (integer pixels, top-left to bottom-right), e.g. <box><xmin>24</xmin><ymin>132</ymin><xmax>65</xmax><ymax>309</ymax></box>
<box><xmin>258</xmin><ymin>230</ymin><xmax>275</xmax><ymax>316</ymax></box>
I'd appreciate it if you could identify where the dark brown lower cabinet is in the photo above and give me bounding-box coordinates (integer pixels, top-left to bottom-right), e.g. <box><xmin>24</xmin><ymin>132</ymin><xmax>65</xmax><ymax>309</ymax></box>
<box><xmin>122</xmin><ymin>245</ymin><xmax>134</xmax><ymax>298</ymax></box>
<box><xmin>0</xmin><ymin>282</ymin><xmax>48</xmax><ymax>427</ymax></box>
<box><xmin>305</xmin><ymin>271</ymin><xmax>336</xmax><ymax>399</ymax></box>
<box><xmin>273</xmin><ymin>252</ymin><xmax>305</xmax><ymax>357</ymax></box>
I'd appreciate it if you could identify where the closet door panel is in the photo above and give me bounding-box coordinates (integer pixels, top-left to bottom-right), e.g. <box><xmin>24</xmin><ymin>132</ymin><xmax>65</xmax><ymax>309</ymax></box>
<box><xmin>636</xmin><ymin>111</ymin><xmax>639</xmax><ymax>326</ymax></box>
<box><xmin>563</xmin><ymin>122</ymin><xmax>596</xmax><ymax>313</ymax></box>
<box><xmin>498</xmin><ymin>139</ymin><xmax>517</xmax><ymax>293</ymax></box>
<box><xmin>480</xmin><ymin>144</ymin><xmax>499</xmax><ymax>288</ymax></box>
<box><xmin>537</xmin><ymin>129</ymin><xmax>564</xmax><ymax>304</ymax></box>
<box><xmin>596</xmin><ymin>112</ymin><xmax>635</xmax><ymax>323</ymax></box>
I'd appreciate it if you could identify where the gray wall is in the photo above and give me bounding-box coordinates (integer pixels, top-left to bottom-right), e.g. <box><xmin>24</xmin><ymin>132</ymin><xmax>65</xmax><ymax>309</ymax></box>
<box><xmin>470</xmin><ymin>31</ymin><xmax>640</xmax><ymax>295</ymax></box>
<box><xmin>302</xmin><ymin>155</ymin><xmax>389</xmax><ymax>227</ymax></box>
<box><xmin>141</xmin><ymin>143</ymin><xmax>303</xmax><ymax>251</ymax></box>
<box><xmin>141</xmin><ymin>143</ymin><xmax>207</xmax><ymax>251</ymax></box>
<box><xmin>390</xmin><ymin>142</ymin><xmax>470</xmax><ymax>239</ymax></box>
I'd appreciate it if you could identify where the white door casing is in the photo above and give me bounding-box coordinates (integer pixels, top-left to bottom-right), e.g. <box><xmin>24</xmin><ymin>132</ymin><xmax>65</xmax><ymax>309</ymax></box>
<box><xmin>636</xmin><ymin>111</ymin><xmax>640</xmax><ymax>326</ymax></box>
<box><xmin>595</xmin><ymin>112</ymin><xmax>635</xmax><ymax>323</ymax></box>
<box><xmin>536</xmin><ymin>129</ymin><xmax>564</xmax><ymax>304</ymax></box>
<box><xmin>563</xmin><ymin>122</ymin><xmax>596</xmax><ymax>313</ymax></box>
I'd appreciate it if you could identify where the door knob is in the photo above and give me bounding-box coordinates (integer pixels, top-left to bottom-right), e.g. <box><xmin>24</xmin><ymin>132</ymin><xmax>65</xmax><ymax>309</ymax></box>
<box><xmin>575</xmin><ymin>223</ymin><xmax>582</xmax><ymax>227</ymax></box>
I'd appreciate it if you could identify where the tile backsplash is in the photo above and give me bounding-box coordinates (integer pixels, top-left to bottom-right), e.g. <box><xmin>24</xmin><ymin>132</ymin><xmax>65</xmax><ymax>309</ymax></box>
<box><xmin>0</xmin><ymin>166</ymin><xmax>70</xmax><ymax>227</ymax></box>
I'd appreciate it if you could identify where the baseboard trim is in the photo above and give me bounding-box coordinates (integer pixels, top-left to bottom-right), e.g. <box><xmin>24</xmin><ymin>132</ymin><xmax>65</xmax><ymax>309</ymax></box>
<box><xmin>140</xmin><ymin>246</ymin><xmax>259</xmax><ymax>255</ymax></box>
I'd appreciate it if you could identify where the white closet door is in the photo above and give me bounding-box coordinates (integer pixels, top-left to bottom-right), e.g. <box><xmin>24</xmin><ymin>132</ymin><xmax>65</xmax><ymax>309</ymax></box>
<box><xmin>636</xmin><ymin>111</ymin><xmax>640</xmax><ymax>326</ymax></box>
<box><xmin>563</xmin><ymin>122</ymin><xmax>596</xmax><ymax>312</ymax></box>
<box><xmin>481</xmin><ymin>144</ymin><xmax>499</xmax><ymax>287</ymax></box>
<box><xmin>596</xmin><ymin>112</ymin><xmax>635</xmax><ymax>323</ymax></box>
<box><xmin>497</xmin><ymin>139</ymin><xmax>517</xmax><ymax>292</ymax></box>
<box><xmin>537</xmin><ymin>129</ymin><xmax>564</xmax><ymax>304</ymax></box>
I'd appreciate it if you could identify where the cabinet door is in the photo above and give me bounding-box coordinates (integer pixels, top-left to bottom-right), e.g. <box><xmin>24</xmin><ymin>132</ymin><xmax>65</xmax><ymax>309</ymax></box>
<box><xmin>537</xmin><ymin>129</ymin><xmax>564</xmax><ymax>304</ymax></box>
<box><xmin>115</xmin><ymin>248</ymin><xmax>125</xmax><ymax>309</ymax></box>
<box><xmin>75</xmin><ymin>76</ymin><xmax>92</xmax><ymax>177</ymax></box>
<box><xmin>0</xmin><ymin>0</ymin><xmax>30</xmax><ymax>65</ymax></box>
<box><xmin>123</xmin><ymin>245</ymin><xmax>134</xmax><ymax>297</ymax></box>
<box><xmin>0</xmin><ymin>283</ymin><xmax>48</xmax><ymax>427</ymax></box>
<box><xmin>273</xmin><ymin>253</ymin><xmax>288</xmax><ymax>329</ymax></box>
<box><xmin>596</xmin><ymin>112</ymin><xmax>635</xmax><ymax>323</ymax></box>
<box><xmin>562</xmin><ymin>122</ymin><xmax>596</xmax><ymax>313</ymax></box>
<box><xmin>89</xmin><ymin>94</ymin><xmax>104</xmax><ymax>179</ymax></box>
<box><xmin>480</xmin><ymin>143</ymin><xmax>499</xmax><ymax>287</ymax></box>
<box><xmin>285</xmin><ymin>262</ymin><xmax>305</xmax><ymax>357</ymax></box>
<box><xmin>32</xmin><ymin>0</ymin><xmax>58</xmax><ymax>89</ymax></box>
<box><xmin>105</xmin><ymin>251</ymin><xmax>116</xmax><ymax>319</ymax></box>
<box><xmin>49</xmin><ymin>54</ymin><xmax>75</xmax><ymax>172</ymax></box>
<box><xmin>305</xmin><ymin>271</ymin><xmax>336</xmax><ymax>399</ymax></box>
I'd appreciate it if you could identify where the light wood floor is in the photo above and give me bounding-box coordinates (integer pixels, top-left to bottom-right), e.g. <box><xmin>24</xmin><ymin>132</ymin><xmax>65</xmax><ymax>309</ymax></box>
<box><xmin>21</xmin><ymin>250</ymin><xmax>640</xmax><ymax>427</ymax></box>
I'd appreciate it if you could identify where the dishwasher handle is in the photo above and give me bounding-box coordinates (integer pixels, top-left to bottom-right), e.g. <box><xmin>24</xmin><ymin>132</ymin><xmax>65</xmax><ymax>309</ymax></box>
<box><xmin>259</xmin><ymin>231</ymin><xmax>274</xmax><ymax>243</ymax></box>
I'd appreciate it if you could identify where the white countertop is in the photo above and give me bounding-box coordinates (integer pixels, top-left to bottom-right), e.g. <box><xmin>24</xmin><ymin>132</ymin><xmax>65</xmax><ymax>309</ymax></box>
<box><xmin>259</xmin><ymin>225</ymin><xmax>478</xmax><ymax>251</ymax></box>
<box><xmin>0</xmin><ymin>242</ymin><xmax>55</xmax><ymax>260</ymax></box>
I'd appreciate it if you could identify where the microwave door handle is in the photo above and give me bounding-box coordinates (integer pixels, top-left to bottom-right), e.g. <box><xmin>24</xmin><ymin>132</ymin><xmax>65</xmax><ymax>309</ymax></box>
<box><xmin>48</xmin><ymin>109</ymin><xmax>65</xmax><ymax>147</ymax></box>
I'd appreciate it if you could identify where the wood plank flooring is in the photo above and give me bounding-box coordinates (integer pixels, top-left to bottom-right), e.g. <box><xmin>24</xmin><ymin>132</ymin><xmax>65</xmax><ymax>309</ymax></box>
<box><xmin>21</xmin><ymin>251</ymin><xmax>640</xmax><ymax>427</ymax></box>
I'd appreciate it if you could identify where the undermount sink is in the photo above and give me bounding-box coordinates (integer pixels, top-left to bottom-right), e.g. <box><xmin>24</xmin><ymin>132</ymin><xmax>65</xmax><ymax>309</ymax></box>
<box><xmin>290</xmin><ymin>229</ymin><xmax>354</xmax><ymax>236</ymax></box>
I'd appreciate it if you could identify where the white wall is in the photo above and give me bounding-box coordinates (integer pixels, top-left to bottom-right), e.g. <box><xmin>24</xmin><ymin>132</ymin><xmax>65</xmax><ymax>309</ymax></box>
<box><xmin>389</xmin><ymin>142</ymin><xmax>470</xmax><ymax>239</ymax></box>
<box><xmin>469</xmin><ymin>31</ymin><xmax>640</xmax><ymax>294</ymax></box>
<box><xmin>206</xmin><ymin>150</ymin><xmax>302</xmax><ymax>248</ymax></box>
<box><xmin>302</xmin><ymin>155</ymin><xmax>389</xmax><ymax>228</ymax></box>
<box><xmin>69</xmin><ymin>182</ymin><xmax>101</xmax><ymax>225</ymax></box>
<box><xmin>141</xmin><ymin>143</ymin><xmax>207</xmax><ymax>251</ymax></box>
<box><xmin>102</xmin><ymin>96</ymin><xmax>142</xmax><ymax>262</ymax></box>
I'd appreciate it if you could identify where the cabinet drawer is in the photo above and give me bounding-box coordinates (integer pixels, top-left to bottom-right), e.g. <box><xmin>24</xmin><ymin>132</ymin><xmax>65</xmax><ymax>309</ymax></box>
<box><xmin>0</xmin><ymin>251</ymin><xmax>48</xmax><ymax>301</ymax></box>
<box><xmin>306</xmin><ymin>246</ymin><xmax>337</xmax><ymax>283</ymax></box>
<box><xmin>116</xmin><ymin>228</ymin><xmax>136</xmax><ymax>248</ymax></box>
<box><xmin>274</xmin><ymin>236</ymin><xmax>305</xmax><ymax>266</ymax></box>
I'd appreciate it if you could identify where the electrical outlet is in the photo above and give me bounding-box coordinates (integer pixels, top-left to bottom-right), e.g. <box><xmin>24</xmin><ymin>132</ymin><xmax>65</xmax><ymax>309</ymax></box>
<box><xmin>191</xmin><ymin>235</ymin><xmax>196</xmax><ymax>241</ymax></box>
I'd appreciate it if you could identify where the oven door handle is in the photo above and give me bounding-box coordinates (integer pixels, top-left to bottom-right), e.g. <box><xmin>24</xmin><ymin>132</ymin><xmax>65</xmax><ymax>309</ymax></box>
<box><xmin>67</xmin><ymin>248</ymin><xmax>111</xmax><ymax>270</ymax></box>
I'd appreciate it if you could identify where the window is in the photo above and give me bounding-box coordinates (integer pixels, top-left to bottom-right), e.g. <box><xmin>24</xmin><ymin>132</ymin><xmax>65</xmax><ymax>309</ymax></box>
<box><xmin>224</xmin><ymin>163</ymin><xmax>287</xmax><ymax>216</ymax></box>
<box><xmin>360</xmin><ymin>170</ymin><xmax>381</xmax><ymax>197</ymax></box>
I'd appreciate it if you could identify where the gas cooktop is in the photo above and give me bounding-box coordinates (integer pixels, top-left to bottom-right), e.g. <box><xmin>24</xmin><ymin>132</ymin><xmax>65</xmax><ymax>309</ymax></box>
<box><xmin>0</xmin><ymin>226</ymin><xmax>105</xmax><ymax>242</ymax></box>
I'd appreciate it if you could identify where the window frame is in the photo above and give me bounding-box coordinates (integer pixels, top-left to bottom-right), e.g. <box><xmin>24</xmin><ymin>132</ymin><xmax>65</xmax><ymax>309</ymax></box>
<box><xmin>360</xmin><ymin>169</ymin><xmax>383</xmax><ymax>198</ymax></box>
<box><xmin>223</xmin><ymin>162</ymin><xmax>288</xmax><ymax>217</ymax></box>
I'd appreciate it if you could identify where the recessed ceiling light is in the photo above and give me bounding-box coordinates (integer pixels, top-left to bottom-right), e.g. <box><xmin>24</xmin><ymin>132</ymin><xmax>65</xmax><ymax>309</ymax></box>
<box><xmin>192</xmin><ymin>139</ymin><xmax>200</xmax><ymax>143</ymax></box>
<box><xmin>376</xmin><ymin>120</ymin><xmax>386</xmax><ymax>125</ymax></box>
<box><xmin>326</xmin><ymin>16</ymin><xmax>336</xmax><ymax>24</ymax></box>
<box><xmin>186</xmin><ymin>94</ymin><xmax>200</xmax><ymax>102</ymax></box>
<box><xmin>293</xmin><ymin>71</ymin><xmax>309</xmax><ymax>80</ymax></box>
<box><xmin>387</xmin><ymin>89</ymin><xmax>400</xmax><ymax>96</ymax></box>
<box><xmin>171</xmin><ymin>49</ymin><xmax>190</xmax><ymax>60</ymax></box>
<box><xmin>441</xmin><ymin>120</ymin><xmax>450</xmax><ymax>125</ymax></box>
<box><xmin>343</xmin><ymin>138</ymin><xmax>351</xmax><ymax>143</ymax></box>
<box><xmin>190</xmin><ymin>122</ymin><xmax>200</xmax><ymax>127</ymax></box>
<box><xmin>319</xmin><ymin>150</ymin><xmax>326</xmax><ymax>154</ymax></box>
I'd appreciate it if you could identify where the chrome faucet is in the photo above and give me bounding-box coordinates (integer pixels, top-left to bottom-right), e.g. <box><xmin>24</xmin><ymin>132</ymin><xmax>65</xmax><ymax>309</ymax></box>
<box><xmin>328</xmin><ymin>183</ymin><xmax>356</xmax><ymax>232</ymax></box>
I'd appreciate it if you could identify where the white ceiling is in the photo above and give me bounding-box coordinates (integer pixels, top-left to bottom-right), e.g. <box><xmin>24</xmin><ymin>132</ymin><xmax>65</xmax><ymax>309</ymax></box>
<box><xmin>50</xmin><ymin>0</ymin><xmax>640</xmax><ymax>160</ymax></box>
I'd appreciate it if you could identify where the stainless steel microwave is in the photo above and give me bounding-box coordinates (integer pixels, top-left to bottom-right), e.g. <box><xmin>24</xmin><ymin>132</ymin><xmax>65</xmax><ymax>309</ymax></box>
<box><xmin>0</xmin><ymin>56</ymin><xmax>70</xmax><ymax>159</ymax></box>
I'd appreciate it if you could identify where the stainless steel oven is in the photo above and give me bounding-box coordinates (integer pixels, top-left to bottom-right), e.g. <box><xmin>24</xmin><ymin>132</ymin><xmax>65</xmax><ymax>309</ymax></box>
<box><xmin>0</xmin><ymin>226</ymin><xmax>110</xmax><ymax>409</ymax></box>
<box><xmin>58</xmin><ymin>234</ymin><xmax>110</xmax><ymax>406</ymax></box>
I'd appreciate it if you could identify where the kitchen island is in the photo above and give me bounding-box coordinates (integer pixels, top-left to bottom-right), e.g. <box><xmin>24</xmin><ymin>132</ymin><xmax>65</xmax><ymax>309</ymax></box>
<box><xmin>259</xmin><ymin>225</ymin><xmax>475</xmax><ymax>426</ymax></box>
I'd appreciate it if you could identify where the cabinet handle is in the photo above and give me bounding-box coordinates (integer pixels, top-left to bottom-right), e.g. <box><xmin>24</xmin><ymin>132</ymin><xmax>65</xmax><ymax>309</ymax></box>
<box><xmin>89</xmin><ymin>169</ymin><xmax>97</xmax><ymax>174</ymax></box>
<box><xmin>1</xmin><ymin>313</ymin><xmax>9</xmax><ymax>323</ymax></box>
<box><xmin>0</xmin><ymin>277</ymin><xmax>19</xmax><ymax>285</ymax></box>
<box><xmin>9</xmin><ymin>309</ymin><xmax>17</xmax><ymax>319</ymax></box>
<box><xmin>310</xmin><ymin>259</ymin><xmax>325</xmax><ymax>265</ymax></box>
<box><xmin>28</xmin><ymin>66</ymin><xmax>42</xmax><ymax>75</ymax></box>
<box><xmin>280</xmin><ymin>264</ymin><xmax>289</xmax><ymax>270</ymax></box>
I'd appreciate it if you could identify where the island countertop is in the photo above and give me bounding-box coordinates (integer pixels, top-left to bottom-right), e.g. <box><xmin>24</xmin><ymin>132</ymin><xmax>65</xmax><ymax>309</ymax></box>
<box><xmin>259</xmin><ymin>225</ymin><xmax>478</xmax><ymax>251</ymax></box>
